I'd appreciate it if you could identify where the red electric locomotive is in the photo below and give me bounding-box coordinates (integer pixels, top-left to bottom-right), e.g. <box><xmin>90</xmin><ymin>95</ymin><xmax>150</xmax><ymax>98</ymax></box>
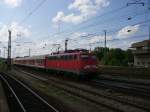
<box><xmin>45</xmin><ymin>50</ymin><xmax>98</xmax><ymax>76</ymax></box>
<box><xmin>13</xmin><ymin>49</ymin><xmax>98</xmax><ymax>77</ymax></box>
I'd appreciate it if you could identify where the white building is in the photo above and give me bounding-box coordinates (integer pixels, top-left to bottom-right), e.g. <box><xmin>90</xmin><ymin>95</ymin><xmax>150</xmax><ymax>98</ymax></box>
<box><xmin>131</xmin><ymin>40</ymin><xmax>150</xmax><ymax>67</ymax></box>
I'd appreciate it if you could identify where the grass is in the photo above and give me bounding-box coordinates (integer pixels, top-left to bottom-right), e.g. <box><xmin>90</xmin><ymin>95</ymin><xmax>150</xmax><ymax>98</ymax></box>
<box><xmin>0</xmin><ymin>59</ymin><xmax>7</xmax><ymax>72</ymax></box>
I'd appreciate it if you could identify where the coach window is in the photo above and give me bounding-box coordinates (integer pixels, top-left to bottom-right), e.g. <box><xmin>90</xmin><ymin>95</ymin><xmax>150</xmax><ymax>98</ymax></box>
<box><xmin>48</xmin><ymin>57</ymin><xmax>51</xmax><ymax>60</ymax></box>
<box><xmin>64</xmin><ymin>55</ymin><xmax>68</xmax><ymax>60</ymax></box>
<box><xmin>81</xmin><ymin>55</ymin><xmax>89</xmax><ymax>59</ymax></box>
<box><xmin>40</xmin><ymin>59</ymin><xmax>42</xmax><ymax>64</ymax></box>
<box><xmin>57</xmin><ymin>55</ymin><xmax>60</xmax><ymax>60</ymax></box>
<box><xmin>63</xmin><ymin>56</ymin><xmax>65</xmax><ymax>60</ymax></box>
<box><xmin>55</xmin><ymin>56</ymin><xmax>57</xmax><ymax>60</ymax></box>
<box><xmin>74</xmin><ymin>55</ymin><xmax>77</xmax><ymax>60</ymax></box>
<box><xmin>68</xmin><ymin>55</ymin><xmax>72</xmax><ymax>60</ymax></box>
<box><xmin>51</xmin><ymin>57</ymin><xmax>53</xmax><ymax>60</ymax></box>
<box><xmin>65</xmin><ymin>55</ymin><xmax>68</xmax><ymax>60</ymax></box>
<box><xmin>52</xmin><ymin>56</ymin><xmax>55</xmax><ymax>60</ymax></box>
<box><xmin>62</xmin><ymin>56</ymin><xmax>64</xmax><ymax>60</ymax></box>
<box><xmin>70</xmin><ymin>55</ymin><xmax>73</xmax><ymax>60</ymax></box>
<box><xmin>48</xmin><ymin>56</ymin><xmax>51</xmax><ymax>60</ymax></box>
<box><xmin>60</xmin><ymin>56</ymin><xmax>62</xmax><ymax>60</ymax></box>
<box><xmin>67</xmin><ymin>55</ymin><xmax>70</xmax><ymax>60</ymax></box>
<box><xmin>62</xmin><ymin>55</ymin><xmax>65</xmax><ymax>60</ymax></box>
<box><xmin>68</xmin><ymin>55</ymin><xmax>71</xmax><ymax>60</ymax></box>
<box><xmin>68</xmin><ymin>55</ymin><xmax>70</xmax><ymax>60</ymax></box>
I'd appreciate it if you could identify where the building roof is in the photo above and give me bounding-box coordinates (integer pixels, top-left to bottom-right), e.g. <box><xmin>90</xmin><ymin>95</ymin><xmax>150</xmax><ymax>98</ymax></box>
<box><xmin>131</xmin><ymin>40</ymin><xmax>150</xmax><ymax>48</ymax></box>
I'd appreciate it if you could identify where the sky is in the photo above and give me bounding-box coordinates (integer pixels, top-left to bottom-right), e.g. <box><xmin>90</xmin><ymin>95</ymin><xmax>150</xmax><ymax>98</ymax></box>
<box><xmin>0</xmin><ymin>0</ymin><xmax>149</xmax><ymax>57</ymax></box>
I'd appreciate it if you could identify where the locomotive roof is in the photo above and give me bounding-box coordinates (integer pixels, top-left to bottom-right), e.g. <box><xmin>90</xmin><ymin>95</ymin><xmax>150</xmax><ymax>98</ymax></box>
<box><xmin>48</xmin><ymin>50</ymin><xmax>90</xmax><ymax>57</ymax></box>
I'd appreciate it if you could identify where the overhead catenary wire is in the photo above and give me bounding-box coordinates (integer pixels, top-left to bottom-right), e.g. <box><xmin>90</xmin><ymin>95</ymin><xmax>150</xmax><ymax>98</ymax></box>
<box><xmin>35</xmin><ymin>5</ymin><xmax>131</xmax><ymax>40</ymax></box>
<box><xmin>35</xmin><ymin>4</ymin><xmax>147</xmax><ymax>43</ymax></box>
<box><xmin>72</xmin><ymin>34</ymin><xmax>148</xmax><ymax>49</ymax></box>
<box><xmin>63</xmin><ymin>19</ymin><xmax>150</xmax><ymax>42</ymax></box>
<box><xmin>18</xmin><ymin>0</ymin><xmax>47</xmax><ymax>25</ymax></box>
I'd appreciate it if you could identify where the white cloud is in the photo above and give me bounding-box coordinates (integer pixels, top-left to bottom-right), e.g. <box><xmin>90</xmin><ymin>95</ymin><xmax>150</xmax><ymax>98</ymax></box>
<box><xmin>0</xmin><ymin>22</ymin><xmax>31</xmax><ymax>42</ymax></box>
<box><xmin>52</xmin><ymin>11</ymin><xmax>85</xmax><ymax>25</ymax></box>
<box><xmin>117</xmin><ymin>25</ymin><xmax>140</xmax><ymax>38</ymax></box>
<box><xmin>52</xmin><ymin>0</ymin><xmax>109</xmax><ymax>24</ymax></box>
<box><xmin>3</xmin><ymin>0</ymin><xmax>23</xmax><ymax>8</ymax></box>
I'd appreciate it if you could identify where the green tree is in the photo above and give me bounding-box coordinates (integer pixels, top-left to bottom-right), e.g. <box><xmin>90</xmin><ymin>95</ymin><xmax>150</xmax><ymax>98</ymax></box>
<box><xmin>93</xmin><ymin>47</ymin><xmax>134</xmax><ymax>66</ymax></box>
<box><xmin>93</xmin><ymin>47</ymin><xmax>109</xmax><ymax>60</ymax></box>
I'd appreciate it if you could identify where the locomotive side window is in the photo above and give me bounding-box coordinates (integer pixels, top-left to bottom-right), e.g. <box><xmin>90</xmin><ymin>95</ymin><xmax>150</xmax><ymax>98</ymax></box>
<box><xmin>62</xmin><ymin>55</ymin><xmax>66</xmax><ymax>60</ymax></box>
<box><xmin>66</xmin><ymin>55</ymin><xmax>69</xmax><ymax>60</ymax></box>
<box><xmin>92</xmin><ymin>56</ymin><xmax>97</xmax><ymax>60</ymax></box>
<box><xmin>47</xmin><ymin>54</ymin><xmax>77</xmax><ymax>60</ymax></box>
<box><xmin>81</xmin><ymin>55</ymin><xmax>89</xmax><ymax>59</ymax></box>
<box><xmin>64</xmin><ymin>55</ymin><xmax>68</xmax><ymax>60</ymax></box>
<box><xmin>69</xmin><ymin>55</ymin><xmax>72</xmax><ymax>60</ymax></box>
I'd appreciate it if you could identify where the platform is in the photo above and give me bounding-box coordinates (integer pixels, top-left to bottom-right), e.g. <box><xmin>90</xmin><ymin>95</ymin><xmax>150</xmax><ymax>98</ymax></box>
<box><xmin>0</xmin><ymin>81</ymin><xmax>9</xmax><ymax>112</ymax></box>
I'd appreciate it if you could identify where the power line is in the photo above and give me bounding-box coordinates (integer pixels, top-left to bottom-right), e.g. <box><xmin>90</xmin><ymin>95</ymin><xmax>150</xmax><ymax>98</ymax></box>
<box><xmin>35</xmin><ymin>5</ymin><xmax>131</xmax><ymax>41</ymax></box>
<box><xmin>34</xmin><ymin>2</ymin><xmax>147</xmax><ymax>44</ymax></box>
<box><xmin>67</xmin><ymin>19</ymin><xmax>150</xmax><ymax>42</ymax></box>
<box><xmin>41</xmin><ymin>8</ymin><xmax>147</xmax><ymax>43</ymax></box>
<box><xmin>108</xmin><ymin>19</ymin><xmax>150</xmax><ymax>35</ymax></box>
<box><xmin>75</xmin><ymin>34</ymin><xmax>148</xmax><ymax>48</ymax></box>
<box><xmin>19</xmin><ymin>0</ymin><xmax>47</xmax><ymax>25</ymax></box>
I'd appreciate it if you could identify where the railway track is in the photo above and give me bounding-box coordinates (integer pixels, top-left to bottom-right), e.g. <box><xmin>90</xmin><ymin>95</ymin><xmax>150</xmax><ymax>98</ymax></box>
<box><xmin>11</xmin><ymin>69</ymin><xmax>150</xmax><ymax>112</ymax></box>
<box><xmin>17</xmin><ymin>67</ymin><xmax>150</xmax><ymax>98</ymax></box>
<box><xmin>0</xmin><ymin>73</ymin><xmax>59</xmax><ymax>112</ymax></box>
<box><xmin>91</xmin><ymin>78</ymin><xmax>150</xmax><ymax>99</ymax></box>
<box><xmin>98</xmin><ymin>76</ymin><xmax>150</xmax><ymax>86</ymax></box>
<box><xmin>43</xmin><ymin>76</ymin><xmax>150</xmax><ymax>112</ymax></box>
